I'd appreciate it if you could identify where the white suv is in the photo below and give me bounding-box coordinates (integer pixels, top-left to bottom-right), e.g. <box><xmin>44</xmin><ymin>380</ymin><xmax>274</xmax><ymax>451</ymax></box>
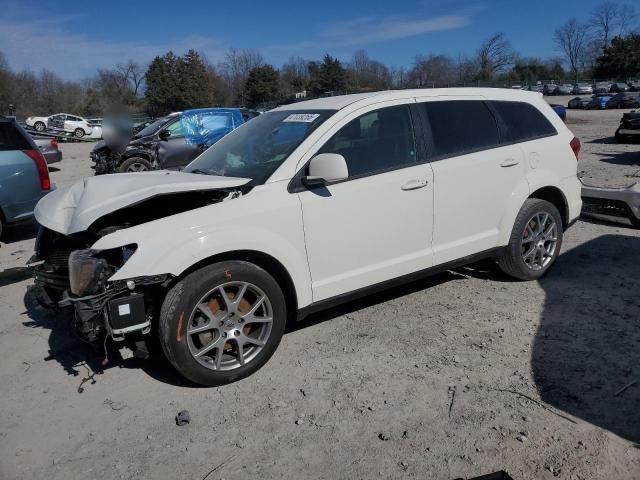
<box><xmin>31</xmin><ymin>89</ymin><xmax>582</xmax><ymax>386</ymax></box>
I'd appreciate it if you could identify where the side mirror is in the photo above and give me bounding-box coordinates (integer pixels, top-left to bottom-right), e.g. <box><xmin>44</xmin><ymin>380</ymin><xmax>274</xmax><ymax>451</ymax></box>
<box><xmin>158</xmin><ymin>129</ymin><xmax>171</xmax><ymax>141</ymax></box>
<box><xmin>302</xmin><ymin>153</ymin><xmax>348</xmax><ymax>187</ymax></box>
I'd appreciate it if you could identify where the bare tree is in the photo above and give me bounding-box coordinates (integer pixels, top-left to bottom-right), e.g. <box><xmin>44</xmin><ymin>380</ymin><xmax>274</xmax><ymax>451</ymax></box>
<box><xmin>618</xmin><ymin>4</ymin><xmax>638</xmax><ymax>36</ymax></box>
<box><xmin>409</xmin><ymin>54</ymin><xmax>455</xmax><ymax>87</ymax></box>
<box><xmin>280</xmin><ymin>56</ymin><xmax>309</xmax><ymax>95</ymax></box>
<box><xmin>555</xmin><ymin>19</ymin><xmax>589</xmax><ymax>82</ymax></box>
<box><xmin>217</xmin><ymin>48</ymin><xmax>264</xmax><ymax>104</ymax></box>
<box><xmin>348</xmin><ymin>49</ymin><xmax>392</xmax><ymax>91</ymax></box>
<box><xmin>590</xmin><ymin>2</ymin><xmax>619</xmax><ymax>48</ymax></box>
<box><xmin>115</xmin><ymin>61</ymin><xmax>145</xmax><ymax>97</ymax></box>
<box><xmin>476</xmin><ymin>33</ymin><xmax>516</xmax><ymax>81</ymax></box>
<box><xmin>590</xmin><ymin>2</ymin><xmax>638</xmax><ymax>49</ymax></box>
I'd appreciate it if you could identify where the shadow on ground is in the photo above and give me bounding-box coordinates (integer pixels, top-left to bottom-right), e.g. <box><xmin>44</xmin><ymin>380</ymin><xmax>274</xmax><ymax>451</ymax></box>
<box><xmin>534</xmin><ymin>234</ymin><xmax>640</xmax><ymax>444</ymax></box>
<box><xmin>596</xmin><ymin>151</ymin><xmax>640</xmax><ymax>166</ymax></box>
<box><xmin>22</xmin><ymin>289</ymin><xmax>200</xmax><ymax>389</ymax></box>
<box><xmin>0</xmin><ymin>220</ymin><xmax>38</xmax><ymax>244</ymax></box>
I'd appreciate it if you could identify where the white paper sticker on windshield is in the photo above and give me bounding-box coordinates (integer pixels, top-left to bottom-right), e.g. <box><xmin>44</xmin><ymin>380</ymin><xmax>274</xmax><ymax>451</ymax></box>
<box><xmin>283</xmin><ymin>113</ymin><xmax>320</xmax><ymax>123</ymax></box>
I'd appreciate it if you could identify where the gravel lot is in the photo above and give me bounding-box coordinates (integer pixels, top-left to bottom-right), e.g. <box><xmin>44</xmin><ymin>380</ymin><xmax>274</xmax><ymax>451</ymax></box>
<box><xmin>1</xmin><ymin>100</ymin><xmax>639</xmax><ymax>480</ymax></box>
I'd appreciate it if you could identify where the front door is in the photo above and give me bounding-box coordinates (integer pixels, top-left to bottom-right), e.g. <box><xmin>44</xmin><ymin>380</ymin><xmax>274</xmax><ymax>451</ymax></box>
<box><xmin>158</xmin><ymin>118</ymin><xmax>201</xmax><ymax>169</ymax></box>
<box><xmin>297</xmin><ymin>103</ymin><xmax>434</xmax><ymax>302</ymax></box>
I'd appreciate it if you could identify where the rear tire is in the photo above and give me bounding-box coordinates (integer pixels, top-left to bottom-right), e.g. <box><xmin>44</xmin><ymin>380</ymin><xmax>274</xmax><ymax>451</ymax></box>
<box><xmin>159</xmin><ymin>261</ymin><xmax>286</xmax><ymax>386</ymax></box>
<box><xmin>498</xmin><ymin>199</ymin><xmax>563</xmax><ymax>280</ymax></box>
<box><xmin>74</xmin><ymin>128</ymin><xmax>85</xmax><ymax>138</ymax></box>
<box><xmin>118</xmin><ymin>157</ymin><xmax>153</xmax><ymax>173</ymax></box>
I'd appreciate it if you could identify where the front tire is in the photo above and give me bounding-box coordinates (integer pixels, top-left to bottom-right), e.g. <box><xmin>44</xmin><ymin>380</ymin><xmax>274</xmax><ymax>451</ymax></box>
<box><xmin>34</xmin><ymin>121</ymin><xmax>45</xmax><ymax>132</ymax></box>
<box><xmin>159</xmin><ymin>261</ymin><xmax>286</xmax><ymax>386</ymax></box>
<box><xmin>118</xmin><ymin>157</ymin><xmax>153</xmax><ymax>172</ymax></box>
<box><xmin>498</xmin><ymin>199</ymin><xmax>563</xmax><ymax>280</ymax></box>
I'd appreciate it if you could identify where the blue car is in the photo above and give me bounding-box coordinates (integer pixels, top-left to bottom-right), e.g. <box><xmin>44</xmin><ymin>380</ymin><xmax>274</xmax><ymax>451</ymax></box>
<box><xmin>0</xmin><ymin>116</ymin><xmax>51</xmax><ymax>237</ymax></box>
<box><xmin>550</xmin><ymin>104</ymin><xmax>567</xmax><ymax>122</ymax></box>
<box><xmin>586</xmin><ymin>96</ymin><xmax>611</xmax><ymax>109</ymax></box>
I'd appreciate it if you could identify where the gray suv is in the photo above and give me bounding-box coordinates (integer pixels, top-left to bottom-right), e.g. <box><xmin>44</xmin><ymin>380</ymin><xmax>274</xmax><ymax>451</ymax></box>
<box><xmin>0</xmin><ymin>116</ymin><xmax>51</xmax><ymax>237</ymax></box>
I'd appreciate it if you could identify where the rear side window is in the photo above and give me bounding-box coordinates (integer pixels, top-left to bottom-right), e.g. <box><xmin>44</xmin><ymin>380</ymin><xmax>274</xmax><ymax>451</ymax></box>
<box><xmin>421</xmin><ymin>101</ymin><xmax>500</xmax><ymax>158</ymax></box>
<box><xmin>0</xmin><ymin>121</ymin><xmax>32</xmax><ymax>151</ymax></box>
<box><xmin>490</xmin><ymin>101</ymin><xmax>557</xmax><ymax>143</ymax></box>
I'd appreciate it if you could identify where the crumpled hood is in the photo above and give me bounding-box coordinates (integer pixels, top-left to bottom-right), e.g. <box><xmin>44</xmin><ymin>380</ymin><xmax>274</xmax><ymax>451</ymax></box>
<box><xmin>35</xmin><ymin>170</ymin><xmax>251</xmax><ymax>235</ymax></box>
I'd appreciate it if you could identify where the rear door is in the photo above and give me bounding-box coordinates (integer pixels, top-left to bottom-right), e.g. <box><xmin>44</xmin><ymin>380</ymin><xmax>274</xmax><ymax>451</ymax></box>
<box><xmin>415</xmin><ymin>97</ymin><xmax>527</xmax><ymax>265</ymax></box>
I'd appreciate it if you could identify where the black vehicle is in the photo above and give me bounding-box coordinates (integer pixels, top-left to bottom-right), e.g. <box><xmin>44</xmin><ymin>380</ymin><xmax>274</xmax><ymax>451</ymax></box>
<box><xmin>615</xmin><ymin>111</ymin><xmax>640</xmax><ymax>143</ymax></box>
<box><xmin>606</xmin><ymin>92</ymin><xmax>640</xmax><ymax>109</ymax></box>
<box><xmin>91</xmin><ymin>109</ymin><xmax>245</xmax><ymax>174</ymax></box>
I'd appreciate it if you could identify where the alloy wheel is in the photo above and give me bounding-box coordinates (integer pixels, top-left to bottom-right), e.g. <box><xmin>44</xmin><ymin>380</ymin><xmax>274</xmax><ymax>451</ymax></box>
<box><xmin>186</xmin><ymin>281</ymin><xmax>273</xmax><ymax>371</ymax></box>
<box><xmin>521</xmin><ymin>212</ymin><xmax>558</xmax><ymax>270</ymax></box>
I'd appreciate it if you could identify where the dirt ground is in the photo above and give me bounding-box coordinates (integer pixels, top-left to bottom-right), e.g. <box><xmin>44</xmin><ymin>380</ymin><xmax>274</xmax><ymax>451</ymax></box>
<box><xmin>0</xmin><ymin>100</ymin><xmax>639</xmax><ymax>480</ymax></box>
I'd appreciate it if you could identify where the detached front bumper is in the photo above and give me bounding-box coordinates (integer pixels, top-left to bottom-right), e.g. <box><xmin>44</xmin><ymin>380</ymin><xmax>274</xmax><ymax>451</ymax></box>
<box><xmin>581</xmin><ymin>183</ymin><xmax>640</xmax><ymax>226</ymax></box>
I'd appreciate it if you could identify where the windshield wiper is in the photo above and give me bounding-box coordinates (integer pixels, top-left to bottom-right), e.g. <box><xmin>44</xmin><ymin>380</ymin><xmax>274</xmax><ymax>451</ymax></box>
<box><xmin>190</xmin><ymin>168</ymin><xmax>216</xmax><ymax>176</ymax></box>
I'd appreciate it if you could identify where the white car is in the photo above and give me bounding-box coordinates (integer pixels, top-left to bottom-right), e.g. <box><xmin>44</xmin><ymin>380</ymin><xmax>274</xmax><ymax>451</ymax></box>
<box><xmin>31</xmin><ymin>88</ymin><xmax>582</xmax><ymax>386</ymax></box>
<box><xmin>25</xmin><ymin>113</ymin><xmax>93</xmax><ymax>137</ymax></box>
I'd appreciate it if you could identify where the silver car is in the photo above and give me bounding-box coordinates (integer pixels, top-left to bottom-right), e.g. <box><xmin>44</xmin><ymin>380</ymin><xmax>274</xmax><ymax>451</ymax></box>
<box><xmin>0</xmin><ymin>116</ymin><xmax>52</xmax><ymax>237</ymax></box>
<box><xmin>34</xmin><ymin>137</ymin><xmax>62</xmax><ymax>164</ymax></box>
<box><xmin>573</xmin><ymin>83</ymin><xmax>593</xmax><ymax>95</ymax></box>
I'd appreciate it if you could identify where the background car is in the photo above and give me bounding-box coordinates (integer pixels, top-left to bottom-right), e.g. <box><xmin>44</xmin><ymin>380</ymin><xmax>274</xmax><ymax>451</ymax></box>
<box><xmin>573</xmin><ymin>83</ymin><xmax>593</xmax><ymax>95</ymax></box>
<box><xmin>606</xmin><ymin>92</ymin><xmax>640</xmax><ymax>109</ymax></box>
<box><xmin>615</xmin><ymin>111</ymin><xmax>640</xmax><ymax>143</ymax></box>
<box><xmin>568</xmin><ymin>96</ymin><xmax>592</xmax><ymax>109</ymax></box>
<box><xmin>630</xmin><ymin>82</ymin><xmax>640</xmax><ymax>92</ymax></box>
<box><xmin>586</xmin><ymin>95</ymin><xmax>612</xmax><ymax>109</ymax></box>
<box><xmin>527</xmin><ymin>84</ymin><xmax>544</xmax><ymax>93</ymax></box>
<box><xmin>550</xmin><ymin>104</ymin><xmax>567</xmax><ymax>121</ymax></box>
<box><xmin>555</xmin><ymin>84</ymin><xmax>574</xmax><ymax>95</ymax></box>
<box><xmin>0</xmin><ymin>116</ymin><xmax>51</xmax><ymax>237</ymax></box>
<box><xmin>594</xmin><ymin>82</ymin><xmax>612</xmax><ymax>94</ymax></box>
<box><xmin>543</xmin><ymin>84</ymin><xmax>559</xmax><ymax>95</ymax></box>
<box><xmin>91</xmin><ymin>108</ymin><xmax>245</xmax><ymax>173</ymax></box>
<box><xmin>46</xmin><ymin>113</ymin><xmax>93</xmax><ymax>138</ymax></box>
<box><xmin>610</xmin><ymin>82</ymin><xmax>630</xmax><ymax>93</ymax></box>
<box><xmin>34</xmin><ymin>137</ymin><xmax>62</xmax><ymax>164</ymax></box>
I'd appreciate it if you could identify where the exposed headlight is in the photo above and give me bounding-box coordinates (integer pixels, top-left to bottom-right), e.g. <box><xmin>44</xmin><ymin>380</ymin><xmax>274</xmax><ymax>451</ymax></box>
<box><xmin>68</xmin><ymin>249</ymin><xmax>107</xmax><ymax>296</ymax></box>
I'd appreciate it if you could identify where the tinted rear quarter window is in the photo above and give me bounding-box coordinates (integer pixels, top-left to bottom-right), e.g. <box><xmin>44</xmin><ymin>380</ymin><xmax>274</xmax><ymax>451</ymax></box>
<box><xmin>0</xmin><ymin>120</ymin><xmax>32</xmax><ymax>152</ymax></box>
<box><xmin>490</xmin><ymin>101</ymin><xmax>557</xmax><ymax>143</ymax></box>
<box><xmin>421</xmin><ymin>101</ymin><xmax>500</xmax><ymax>158</ymax></box>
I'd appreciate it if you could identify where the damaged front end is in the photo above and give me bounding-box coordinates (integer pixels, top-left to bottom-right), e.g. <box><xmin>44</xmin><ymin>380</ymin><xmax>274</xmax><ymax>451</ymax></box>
<box><xmin>29</xmin><ymin>171</ymin><xmax>252</xmax><ymax>349</ymax></box>
<box><xmin>30</xmin><ymin>227</ymin><xmax>169</xmax><ymax>343</ymax></box>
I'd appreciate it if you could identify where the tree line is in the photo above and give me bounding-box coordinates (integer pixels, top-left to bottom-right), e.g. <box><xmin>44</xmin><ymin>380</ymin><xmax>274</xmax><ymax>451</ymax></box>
<box><xmin>0</xmin><ymin>1</ymin><xmax>638</xmax><ymax>118</ymax></box>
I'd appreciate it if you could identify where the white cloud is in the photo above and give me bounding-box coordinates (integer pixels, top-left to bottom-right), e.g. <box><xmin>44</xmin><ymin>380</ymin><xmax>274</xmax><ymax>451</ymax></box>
<box><xmin>0</xmin><ymin>12</ymin><xmax>225</xmax><ymax>79</ymax></box>
<box><xmin>321</xmin><ymin>14</ymin><xmax>471</xmax><ymax>46</ymax></box>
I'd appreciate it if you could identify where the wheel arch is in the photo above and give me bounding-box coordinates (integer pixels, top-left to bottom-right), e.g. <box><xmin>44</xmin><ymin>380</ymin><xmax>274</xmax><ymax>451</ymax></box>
<box><xmin>529</xmin><ymin>186</ymin><xmax>569</xmax><ymax>228</ymax></box>
<box><xmin>175</xmin><ymin>250</ymin><xmax>299</xmax><ymax>323</ymax></box>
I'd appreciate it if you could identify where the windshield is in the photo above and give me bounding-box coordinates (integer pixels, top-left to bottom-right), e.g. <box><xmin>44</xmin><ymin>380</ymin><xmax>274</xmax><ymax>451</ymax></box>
<box><xmin>135</xmin><ymin>116</ymin><xmax>172</xmax><ymax>138</ymax></box>
<box><xmin>185</xmin><ymin>110</ymin><xmax>335</xmax><ymax>184</ymax></box>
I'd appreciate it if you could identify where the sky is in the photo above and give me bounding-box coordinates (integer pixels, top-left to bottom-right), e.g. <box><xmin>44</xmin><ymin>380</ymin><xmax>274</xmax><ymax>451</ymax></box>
<box><xmin>0</xmin><ymin>0</ymin><xmax>624</xmax><ymax>80</ymax></box>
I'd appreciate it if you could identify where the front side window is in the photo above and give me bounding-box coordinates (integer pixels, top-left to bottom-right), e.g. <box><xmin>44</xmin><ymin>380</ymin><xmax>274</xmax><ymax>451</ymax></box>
<box><xmin>317</xmin><ymin>105</ymin><xmax>416</xmax><ymax>178</ymax></box>
<box><xmin>490</xmin><ymin>101</ymin><xmax>557</xmax><ymax>142</ymax></box>
<box><xmin>166</xmin><ymin>119</ymin><xmax>184</xmax><ymax>136</ymax></box>
<box><xmin>185</xmin><ymin>110</ymin><xmax>334</xmax><ymax>184</ymax></box>
<box><xmin>421</xmin><ymin>101</ymin><xmax>500</xmax><ymax>158</ymax></box>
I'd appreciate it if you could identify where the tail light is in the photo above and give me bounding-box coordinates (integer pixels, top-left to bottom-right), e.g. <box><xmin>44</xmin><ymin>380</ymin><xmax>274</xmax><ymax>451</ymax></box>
<box><xmin>569</xmin><ymin>136</ymin><xmax>581</xmax><ymax>161</ymax></box>
<box><xmin>22</xmin><ymin>149</ymin><xmax>51</xmax><ymax>190</ymax></box>
<box><xmin>50</xmin><ymin>138</ymin><xmax>58</xmax><ymax>149</ymax></box>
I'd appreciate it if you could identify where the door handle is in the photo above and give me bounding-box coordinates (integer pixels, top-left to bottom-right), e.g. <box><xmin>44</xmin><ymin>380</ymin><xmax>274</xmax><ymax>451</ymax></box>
<box><xmin>500</xmin><ymin>158</ymin><xmax>520</xmax><ymax>167</ymax></box>
<box><xmin>401</xmin><ymin>179</ymin><xmax>428</xmax><ymax>191</ymax></box>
